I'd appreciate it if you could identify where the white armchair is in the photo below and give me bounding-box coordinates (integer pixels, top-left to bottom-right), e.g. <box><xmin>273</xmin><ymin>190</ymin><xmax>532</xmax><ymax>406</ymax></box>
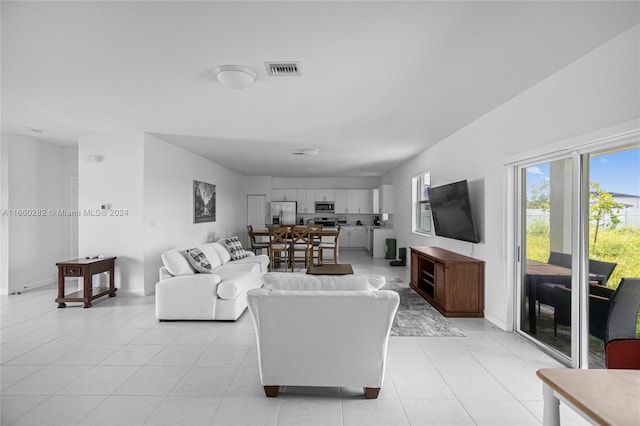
<box><xmin>247</xmin><ymin>275</ymin><xmax>399</xmax><ymax>399</ymax></box>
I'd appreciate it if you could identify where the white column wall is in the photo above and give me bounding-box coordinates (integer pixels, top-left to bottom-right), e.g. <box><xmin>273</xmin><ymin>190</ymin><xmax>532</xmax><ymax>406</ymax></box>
<box><xmin>143</xmin><ymin>134</ymin><xmax>246</xmax><ymax>295</ymax></box>
<box><xmin>78</xmin><ymin>131</ymin><xmax>145</xmax><ymax>295</ymax></box>
<box><xmin>385</xmin><ymin>25</ymin><xmax>640</xmax><ymax>330</ymax></box>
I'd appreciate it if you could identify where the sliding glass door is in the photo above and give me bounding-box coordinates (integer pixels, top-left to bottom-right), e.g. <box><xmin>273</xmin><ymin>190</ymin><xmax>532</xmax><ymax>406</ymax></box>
<box><xmin>519</xmin><ymin>157</ymin><xmax>576</xmax><ymax>360</ymax></box>
<box><xmin>516</xmin><ymin>141</ymin><xmax>639</xmax><ymax>368</ymax></box>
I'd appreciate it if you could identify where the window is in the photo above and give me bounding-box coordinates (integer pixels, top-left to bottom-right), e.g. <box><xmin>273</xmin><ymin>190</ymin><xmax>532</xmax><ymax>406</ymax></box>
<box><xmin>413</xmin><ymin>172</ymin><xmax>431</xmax><ymax>234</ymax></box>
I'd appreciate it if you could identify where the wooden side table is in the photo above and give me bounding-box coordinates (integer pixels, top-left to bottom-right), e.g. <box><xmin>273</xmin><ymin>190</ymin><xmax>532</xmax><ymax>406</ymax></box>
<box><xmin>55</xmin><ymin>257</ymin><xmax>117</xmax><ymax>308</ymax></box>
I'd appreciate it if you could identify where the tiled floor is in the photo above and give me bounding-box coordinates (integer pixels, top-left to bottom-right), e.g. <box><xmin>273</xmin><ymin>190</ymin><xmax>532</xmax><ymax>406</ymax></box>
<box><xmin>1</xmin><ymin>249</ymin><xmax>588</xmax><ymax>425</ymax></box>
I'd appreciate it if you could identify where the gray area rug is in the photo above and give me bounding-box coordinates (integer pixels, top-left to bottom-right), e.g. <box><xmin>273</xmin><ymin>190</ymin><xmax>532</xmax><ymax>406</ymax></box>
<box><xmin>383</xmin><ymin>278</ymin><xmax>466</xmax><ymax>337</ymax></box>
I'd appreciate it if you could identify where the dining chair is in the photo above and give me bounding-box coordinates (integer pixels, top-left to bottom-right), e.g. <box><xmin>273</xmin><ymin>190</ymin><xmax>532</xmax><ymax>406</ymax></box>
<box><xmin>308</xmin><ymin>224</ymin><xmax>323</xmax><ymax>265</ymax></box>
<box><xmin>247</xmin><ymin>225</ymin><xmax>269</xmax><ymax>255</ymax></box>
<box><xmin>289</xmin><ymin>226</ymin><xmax>312</xmax><ymax>271</ymax></box>
<box><xmin>318</xmin><ymin>225</ymin><xmax>341</xmax><ymax>265</ymax></box>
<box><xmin>605</xmin><ymin>338</ymin><xmax>640</xmax><ymax>369</ymax></box>
<box><xmin>268</xmin><ymin>226</ymin><xmax>289</xmax><ymax>271</ymax></box>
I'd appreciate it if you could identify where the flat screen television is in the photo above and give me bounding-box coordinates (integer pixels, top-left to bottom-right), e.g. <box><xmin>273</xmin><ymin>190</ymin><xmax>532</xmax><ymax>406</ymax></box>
<box><xmin>427</xmin><ymin>180</ymin><xmax>480</xmax><ymax>243</ymax></box>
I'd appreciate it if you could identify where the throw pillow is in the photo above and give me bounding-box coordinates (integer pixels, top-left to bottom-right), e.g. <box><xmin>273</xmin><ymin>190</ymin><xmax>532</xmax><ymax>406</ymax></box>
<box><xmin>185</xmin><ymin>248</ymin><xmax>214</xmax><ymax>273</ymax></box>
<box><xmin>161</xmin><ymin>249</ymin><xmax>196</xmax><ymax>276</ymax></box>
<box><xmin>224</xmin><ymin>236</ymin><xmax>250</xmax><ymax>260</ymax></box>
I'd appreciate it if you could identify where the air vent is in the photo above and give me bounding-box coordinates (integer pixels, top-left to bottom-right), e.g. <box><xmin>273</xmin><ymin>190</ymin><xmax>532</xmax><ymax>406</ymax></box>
<box><xmin>265</xmin><ymin>61</ymin><xmax>300</xmax><ymax>76</ymax></box>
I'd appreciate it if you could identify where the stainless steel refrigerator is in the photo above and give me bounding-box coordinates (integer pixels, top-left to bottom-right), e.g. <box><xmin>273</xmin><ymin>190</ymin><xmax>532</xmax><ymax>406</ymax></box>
<box><xmin>270</xmin><ymin>201</ymin><xmax>297</xmax><ymax>225</ymax></box>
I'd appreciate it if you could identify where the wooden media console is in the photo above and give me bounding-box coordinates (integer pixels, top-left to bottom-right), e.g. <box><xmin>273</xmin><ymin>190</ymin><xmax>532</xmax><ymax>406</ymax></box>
<box><xmin>410</xmin><ymin>246</ymin><xmax>484</xmax><ymax>317</ymax></box>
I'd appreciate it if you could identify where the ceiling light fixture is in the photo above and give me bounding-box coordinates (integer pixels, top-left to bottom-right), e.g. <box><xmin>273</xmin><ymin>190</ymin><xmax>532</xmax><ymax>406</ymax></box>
<box><xmin>213</xmin><ymin>65</ymin><xmax>257</xmax><ymax>89</ymax></box>
<box><xmin>293</xmin><ymin>148</ymin><xmax>320</xmax><ymax>156</ymax></box>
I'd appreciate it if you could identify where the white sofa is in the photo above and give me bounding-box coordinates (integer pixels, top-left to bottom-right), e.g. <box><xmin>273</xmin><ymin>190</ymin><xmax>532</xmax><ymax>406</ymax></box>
<box><xmin>247</xmin><ymin>272</ymin><xmax>399</xmax><ymax>399</ymax></box>
<box><xmin>156</xmin><ymin>239</ymin><xmax>269</xmax><ymax>321</ymax></box>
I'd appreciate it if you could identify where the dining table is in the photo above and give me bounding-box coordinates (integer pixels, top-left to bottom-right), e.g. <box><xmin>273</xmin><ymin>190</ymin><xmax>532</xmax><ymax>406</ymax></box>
<box><xmin>525</xmin><ymin>259</ymin><xmax>605</xmax><ymax>335</ymax></box>
<box><xmin>249</xmin><ymin>226</ymin><xmax>341</xmax><ymax>267</ymax></box>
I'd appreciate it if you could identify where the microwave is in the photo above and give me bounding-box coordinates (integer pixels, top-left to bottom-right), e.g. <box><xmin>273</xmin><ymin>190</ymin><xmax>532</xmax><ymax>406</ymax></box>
<box><xmin>315</xmin><ymin>201</ymin><xmax>335</xmax><ymax>213</ymax></box>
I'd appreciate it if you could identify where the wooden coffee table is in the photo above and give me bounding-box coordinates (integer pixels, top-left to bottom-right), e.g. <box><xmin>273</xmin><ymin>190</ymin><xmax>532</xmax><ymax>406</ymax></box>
<box><xmin>306</xmin><ymin>264</ymin><xmax>354</xmax><ymax>275</ymax></box>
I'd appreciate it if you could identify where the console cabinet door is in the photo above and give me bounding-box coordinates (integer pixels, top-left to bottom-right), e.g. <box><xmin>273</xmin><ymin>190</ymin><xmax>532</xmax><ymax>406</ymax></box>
<box><xmin>434</xmin><ymin>263</ymin><xmax>445</xmax><ymax>304</ymax></box>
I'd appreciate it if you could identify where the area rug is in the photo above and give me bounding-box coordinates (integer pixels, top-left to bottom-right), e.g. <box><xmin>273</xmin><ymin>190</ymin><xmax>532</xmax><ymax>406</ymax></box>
<box><xmin>382</xmin><ymin>278</ymin><xmax>466</xmax><ymax>337</ymax></box>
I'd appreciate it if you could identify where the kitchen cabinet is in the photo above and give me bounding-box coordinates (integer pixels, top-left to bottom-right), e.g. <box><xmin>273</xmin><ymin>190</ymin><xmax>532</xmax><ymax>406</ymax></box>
<box><xmin>334</xmin><ymin>190</ymin><xmax>348</xmax><ymax>214</ymax></box>
<box><xmin>379</xmin><ymin>184</ymin><xmax>395</xmax><ymax>214</ymax></box>
<box><xmin>350</xmin><ymin>189</ymin><xmax>373</xmax><ymax>214</ymax></box>
<box><xmin>365</xmin><ymin>227</ymin><xmax>373</xmax><ymax>252</ymax></box>
<box><xmin>335</xmin><ymin>189</ymin><xmax>373</xmax><ymax>214</ymax></box>
<box><xmin>296</xmin><ymin>189</ymin><xmax>315</xmax><ymax>213</ymax></box>
<box><xmin>339</xmin><ymin>226</ymin><xmax>366</xmax><ymax>248</ymax></box>
<box><xmin>373</xmin><ymin>188</ymin><xmax>380</xmax><ymax>214</ymax></box>
<box><xmin>272</xmin><ymin>189</ymin><xmax>297</xmax><ymax>202</ymax></box>
<box><xmin>315</xmin><ymin>189</ymin><xmax>335</xmax><ymax>202</ymax></box>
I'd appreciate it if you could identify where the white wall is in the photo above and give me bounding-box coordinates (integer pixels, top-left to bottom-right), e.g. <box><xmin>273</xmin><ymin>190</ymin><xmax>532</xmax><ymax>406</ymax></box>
<box><xmin>143</xmin><ymin>134</ymin><xmax>246</xmax><ymax>295</ymax></box>
<box><xmin>0</xmin><ymin>137</ymin><xmax>9</xmax><ymax>294</ymax></box>
<box><xmin>272</xmin><ymin>177</ymin><xmax>380</xmax><ymax>192</ymax></box>
<box><xmin>385</xmin><ymin>25</ymin><xmax>640</xmax><ymax>329</ymax></box>
<box><xmin>1</xmin><ymin>134</ymin><xmax>78</xmax><ymax>294</ymax></box>
<box><xmin>78</xmin><ymin>132</ymin><xmax>145</xmax><ymax>295</ymax></box>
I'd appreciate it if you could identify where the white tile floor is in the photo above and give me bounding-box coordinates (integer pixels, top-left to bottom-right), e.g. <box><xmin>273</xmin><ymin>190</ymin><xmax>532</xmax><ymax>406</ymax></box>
<box><xmin>1</xmin><ymin>249</ymin><xmax>589</xmax><ymax>425</ymax></box>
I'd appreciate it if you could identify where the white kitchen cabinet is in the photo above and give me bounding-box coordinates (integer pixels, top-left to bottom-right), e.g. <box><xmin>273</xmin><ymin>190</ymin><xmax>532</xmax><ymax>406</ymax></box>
<box><xmin>350</xmin><ymin>189</ymin><xmax>373</xmax><ymax>214</ymax></box>
<box><xmin>339</xmin><ymin>226</ymin><xmax>366</xmax><ymax>248</ymax></box>
<box><xmin>372</xmin><ymin>188</ymin><xmax>380</xmax><ymax>214</ymax></box>
<box><xmin>296</xmin><ymin>189</ymin><xmax>315</xmax><ymax>213</ymax></box>
<box><xmin>272</xmin><ymin>189</ymin><xmax>297</xmax><ymax>202</ymax></box>
<box><xmin>334</xmin><ymin>190</ymin><xmax>348</xmax><ymax>213</ymax></box>
<box><xmin>379</xmin><ymin>184</ymin><xmax>395</xmax><ymax>214</ymax></box>
<box><xmin>315</xmin><ymin>189</ymin><xmax>335</xmax><ymax>202</ymax></box>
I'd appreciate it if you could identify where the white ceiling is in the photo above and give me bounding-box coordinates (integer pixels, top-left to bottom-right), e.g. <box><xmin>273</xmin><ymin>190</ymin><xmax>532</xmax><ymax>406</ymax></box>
<box><xmin>2</xmin><ymin>1</ymin><xmax>638</xmax><ymax>177</ymax></box>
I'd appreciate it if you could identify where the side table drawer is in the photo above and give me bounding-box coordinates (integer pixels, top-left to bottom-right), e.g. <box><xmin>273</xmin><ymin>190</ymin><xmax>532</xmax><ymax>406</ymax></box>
<box><xmin>63</xmin><ymin>266</ymin><xmax>83</xmax><ymax>277</ymax></box>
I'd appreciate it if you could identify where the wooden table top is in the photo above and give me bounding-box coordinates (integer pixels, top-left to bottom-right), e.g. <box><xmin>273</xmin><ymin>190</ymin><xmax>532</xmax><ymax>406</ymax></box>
<box><xmin>306</xmin><ymin>264</ymin><xmax>354</xmax><ymax>275</ymax></box>
<box><xmin>526</xmin><ymin>259</ymin><xmax>572</xmax><ymax>276</ymax></box>
<box><xmin>536</xmin><ymin>368</ymin><xmax>640</xmax><ymax>426</ymax></box>
<box><xmin>56</xmin><ymin>256</ymin><xmax>117</xmax><ymax>266</ymax></box>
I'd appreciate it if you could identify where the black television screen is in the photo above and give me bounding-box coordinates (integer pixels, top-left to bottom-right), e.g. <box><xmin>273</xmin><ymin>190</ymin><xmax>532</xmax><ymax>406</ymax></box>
<box><xmin>427</xmin><ymin>180</ymin><xmax>480</xmax><ymax>243</ymax></box>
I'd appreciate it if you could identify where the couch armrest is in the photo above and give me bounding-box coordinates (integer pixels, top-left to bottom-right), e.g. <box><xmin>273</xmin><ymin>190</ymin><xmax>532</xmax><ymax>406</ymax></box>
<box><xmin>159</xmin><ymin>266</ymin><xmax>173</xmax><ymax>281</ymax></box>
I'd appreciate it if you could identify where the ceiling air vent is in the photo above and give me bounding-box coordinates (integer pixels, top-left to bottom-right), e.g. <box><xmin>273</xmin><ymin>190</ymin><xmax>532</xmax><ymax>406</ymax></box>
<box><xmin>265</xmin><ymin>61</ymin><xmax>300</xmax><ymax>76</ymax></box>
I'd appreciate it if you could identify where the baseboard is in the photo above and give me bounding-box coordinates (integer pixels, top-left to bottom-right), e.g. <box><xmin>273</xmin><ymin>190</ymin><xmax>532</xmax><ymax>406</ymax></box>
<box><xmin>10</xmin><ymin>276</ymin><xmax>56</xmax><ymax>294</ymax></box>
<box><xmin>484</xmin><ymin>311</ymin><xmax>508</xmax><ymax>331</ymax></box>
<box><xmin>116</xmin><ymin>289</ymin><xmax>146</xmax><ymax>297</ymax></box>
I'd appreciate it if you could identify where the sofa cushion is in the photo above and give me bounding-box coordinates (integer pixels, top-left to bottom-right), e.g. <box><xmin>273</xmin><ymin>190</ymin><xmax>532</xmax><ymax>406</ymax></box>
<box><xmin>224</xmin><ymin>236</ymin><xmax>251</xmax><ymax>260</ymax></box>
<box><xmin>214</xmin><ymin>262</ymin><xmax>262</xmax><ymax>299</ymax></box>
<box><xmin>161</xmin><ymin>249</ymin><xmax>196</xmax><ymax>276</ymax></box>
<box><xmin>231</xmin><ymin>254</ymin><xmax>269</xmax><ymax>272</ymax></box>
<box><xmin>211</xmin><ymin>242</ymin><xmax>232</xmax><ymax>264</ymax></box>
<box><xmin>262</xmin><ymin>272</ymin><xmax>386</xmax><ymax>291</ymax></box>
<box><xmin>198</xmin><ymin>243</ymin><xmax>222</xmax><ymax>269</ymax></box>
<box><xmin>185</xmin><ymin>248</ymin><xmax>215</xmax><ymax>273</ymax></box>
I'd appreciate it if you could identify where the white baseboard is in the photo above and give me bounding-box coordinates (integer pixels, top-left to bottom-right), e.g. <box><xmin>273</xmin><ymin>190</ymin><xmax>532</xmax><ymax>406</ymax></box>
<box><xmin>10</xmin><ymin>276</ymin><xmax>56</xmax><ymax>294</ymax></box>
<box><xmin>484</xmin><ymin>311</ymin><xmax>509</xmax><ymax>331</ymax></box>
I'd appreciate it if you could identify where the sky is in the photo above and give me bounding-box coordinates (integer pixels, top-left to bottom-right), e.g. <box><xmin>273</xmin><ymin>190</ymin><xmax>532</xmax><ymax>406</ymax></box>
<box><xmin>590</xmin><ymin>147</ymin><xmax>640</xmax><ymax>196</ymax></box>
<box><xmin>526</xmin><ymin>146</ymin><xmax>640</xmax><ymax>197</ymax></box>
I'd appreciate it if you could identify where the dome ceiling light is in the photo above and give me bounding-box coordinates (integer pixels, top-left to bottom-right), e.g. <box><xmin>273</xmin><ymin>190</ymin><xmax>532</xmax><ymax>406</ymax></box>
<box><xmin>293</xmin><ymin>148</ymin><xmax>320</xmax><ymax>156</ymax></box>
<box><xmin>213</xmin><ymin>65</ymin><xmax>257</xmax><ymax>90</ymax></box>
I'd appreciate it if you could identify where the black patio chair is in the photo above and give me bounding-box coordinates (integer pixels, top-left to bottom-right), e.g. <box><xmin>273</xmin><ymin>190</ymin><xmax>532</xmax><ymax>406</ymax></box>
<box><xmin>553</xmin><ymin>278</ymin><xmax>640</xmax><ymax>343</ymax></box>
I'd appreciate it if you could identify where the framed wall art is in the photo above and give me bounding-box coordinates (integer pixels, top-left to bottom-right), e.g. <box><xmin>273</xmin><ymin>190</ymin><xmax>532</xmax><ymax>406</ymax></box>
<box><xmin>193</xmin><ymin>180</ymin><xmax>216</xmax><ymax>223</ymax></box>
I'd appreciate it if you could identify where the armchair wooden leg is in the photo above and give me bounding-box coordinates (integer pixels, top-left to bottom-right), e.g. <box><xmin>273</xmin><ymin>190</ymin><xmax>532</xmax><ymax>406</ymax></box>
<box><xmin>264</xmin><ymin>386</ymin><xmax>279</xmax><ymax>397</ymax></box>
<box><xmin>364</xmin><ymin>387</ymin><xmax>380</xmax><ymax>399</ymax></box>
